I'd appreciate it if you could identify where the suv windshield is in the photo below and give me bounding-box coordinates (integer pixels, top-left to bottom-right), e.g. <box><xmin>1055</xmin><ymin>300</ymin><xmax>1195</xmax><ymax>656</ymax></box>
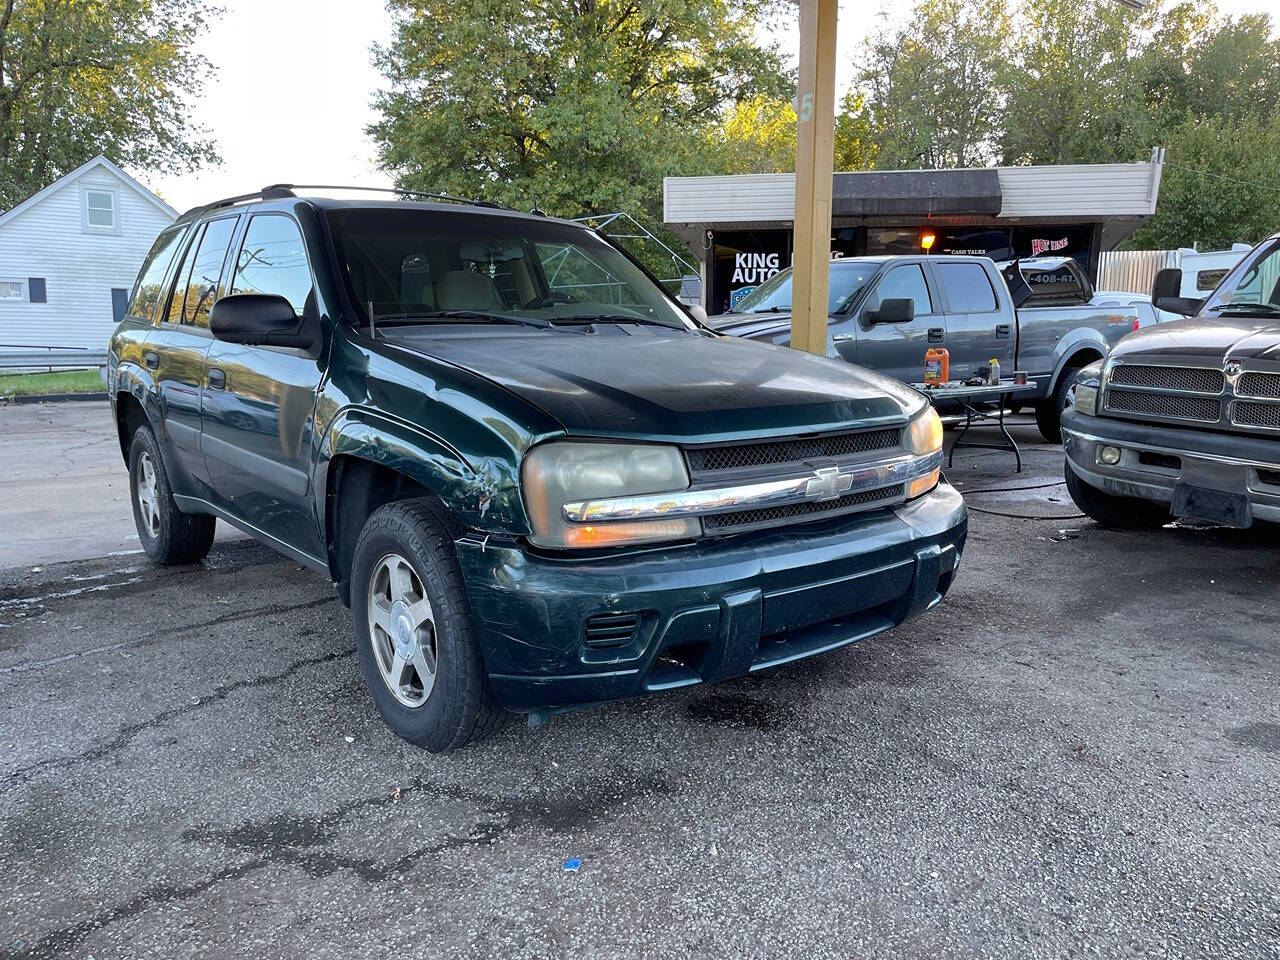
<box><xmin>1204</xmin><ymin>238</ymin><xmax>1280</xmax><ymax>316</ymax></box>
<box><xmin>733</xmin><ymin>260</ymin><xmax>878</xmax><ymax>315</ymax></box>
<box><xmin>326</xmin><ymin>208</ymin><xmax>694</xmax><ymax>330</ymax></box>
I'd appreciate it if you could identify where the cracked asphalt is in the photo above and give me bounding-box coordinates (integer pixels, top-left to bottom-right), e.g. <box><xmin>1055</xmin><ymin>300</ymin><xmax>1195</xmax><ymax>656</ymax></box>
<box><xmin>1</xmin><ymin>403</ymin><xmax>1279</xmax><ymax>958</ymax></box>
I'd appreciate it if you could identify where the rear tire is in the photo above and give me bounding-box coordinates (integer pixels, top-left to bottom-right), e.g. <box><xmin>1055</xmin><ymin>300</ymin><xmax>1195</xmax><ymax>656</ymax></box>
<box><xmin>1064</xmin><ymin>460</ymin><xmax>1170</xmax><ymax>529</ymax></box>
<box><xmin>350</xmin><ymin>499</ymin><xmax>507</xmax><ymax>751</ymax></box>
<box><xmin>128</xmin><ymin>425</ymin><xmax>216</xmax><ymax>564</ymax></box>
<box><xmin>1035</xmin><ymin>369</ymin><xmax>1078</xmax><ymax>444</ymax></box>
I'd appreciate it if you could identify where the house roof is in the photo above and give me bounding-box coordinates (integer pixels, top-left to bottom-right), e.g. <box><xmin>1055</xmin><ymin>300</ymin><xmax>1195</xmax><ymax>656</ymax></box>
<box><xmin>0</xmin><ymin>154</ymin><xmax>178</xmax><ymax>229</ymax></box>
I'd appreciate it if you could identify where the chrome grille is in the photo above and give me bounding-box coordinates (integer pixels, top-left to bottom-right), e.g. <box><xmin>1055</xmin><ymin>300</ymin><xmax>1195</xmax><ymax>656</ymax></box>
<box><xmin>1237</xmin><ymin>372</ymin><xmax>1280</xmax><ymax>399</ymax></box>
<box><xmin>702</xmin><ymin>484</ymin><xmax>905</xmax><ymax>534</ymax></box>
<box><xmin>685</xmin><ymin>428</ymin><xmax>900</xmax><ymax>475</ymax></box>
<box><xmin>1233</xmin><ymin>401</ymin><xmax>1280</xmax><ymax>429</ymax></box>
<box><xmin>1105</xmin><ymin>389</ymin><xmax>1220</xmax><ymax>422</ymax></box>
<box><xmin>1109</xmin><ymin>364</ymin><xmax>1223</xmax><ymax>394</ymax></box>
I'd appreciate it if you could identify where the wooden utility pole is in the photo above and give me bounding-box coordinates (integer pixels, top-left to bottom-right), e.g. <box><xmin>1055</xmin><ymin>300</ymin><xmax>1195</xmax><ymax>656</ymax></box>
<box><xmin>790</xmin><ymin>0</ymin><xmax>838</xmax><ymax>356</ymax></box>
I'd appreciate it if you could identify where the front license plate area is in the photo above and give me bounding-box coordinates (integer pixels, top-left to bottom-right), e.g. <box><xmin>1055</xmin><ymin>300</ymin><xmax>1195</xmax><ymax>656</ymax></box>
<box><xmin>1172</xmin><ymin>483</ymin><xmax>1252</xmax><ymax>527</ymax></box>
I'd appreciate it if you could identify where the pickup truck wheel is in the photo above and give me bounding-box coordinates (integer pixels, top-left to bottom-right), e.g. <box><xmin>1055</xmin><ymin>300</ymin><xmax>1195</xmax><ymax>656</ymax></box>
<box><xmin>128</xmin><ymin>426</ymin><xmax>216</xmax><ymax>564</ymax></box>
<box><xmin>1064</xmin><ymin>461</ymin><xmax>1170</xmax><ymax>529</ymax></box>
<box><xmin>350</xmin><ymin>499</ymin><xmax>507</xmax><ymax>751</ymax></box>
<box><xmin>1035</xmin><ymin>370</ymin><xmax>1077</xmax><ymax>444</ymax></box>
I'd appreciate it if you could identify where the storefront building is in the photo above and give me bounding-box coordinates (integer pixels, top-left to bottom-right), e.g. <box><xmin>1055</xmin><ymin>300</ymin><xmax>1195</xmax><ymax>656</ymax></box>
<box><xmin>663</xmin><ymin>156</ymin><xmax>1164</xmax><ymax>314</ymax></box>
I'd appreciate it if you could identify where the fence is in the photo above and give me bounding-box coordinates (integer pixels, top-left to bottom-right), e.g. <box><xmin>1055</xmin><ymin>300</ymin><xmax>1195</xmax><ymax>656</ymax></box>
<box><xmin>1096</xmin><ymin>249</ymin><xmax>1179</xmax><ymax>296</ymax></box>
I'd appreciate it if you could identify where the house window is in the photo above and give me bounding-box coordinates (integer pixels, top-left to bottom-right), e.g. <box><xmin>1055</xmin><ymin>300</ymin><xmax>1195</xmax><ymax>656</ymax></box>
<box><xmin>0</xmin><ymin>280</ymin><xmax>25</xmax><ymax>301</ymax></box>
<box><xmin>83</xmin><ymin>188</ymin><xmax>118</xmax><ymax>231</ymax></box>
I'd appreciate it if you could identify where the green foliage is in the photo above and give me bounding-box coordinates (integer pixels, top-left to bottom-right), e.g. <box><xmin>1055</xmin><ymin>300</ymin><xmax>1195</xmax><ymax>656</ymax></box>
<box><xmin>854</xmin><ymin>0</ymin><xmax>1280</xmax><ymax>249</ymax></box>
<box><xmin>371</xmin><ymin>0</ymin><xmax>789</xmax><ymax>224</ymax></box>
<box><xmin>0</xmin><ymin>0</ymin><xmax>219</xmax><ymax>209</ymax></box>
<box><xmin>0</xmin><ymin>368</ymin><xmax>103</xmax><ymax>396</ymax></box>
<box><xmin>857</xmin><ymin>0</ymin><xmax>1011</xmax><ymax>169</ymax></box>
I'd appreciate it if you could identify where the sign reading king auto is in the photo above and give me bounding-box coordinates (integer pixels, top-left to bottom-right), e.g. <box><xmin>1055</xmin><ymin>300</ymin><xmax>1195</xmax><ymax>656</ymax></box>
<box><xmin>732</xmin><ymin>252</ymin><xmax>781</xmax><ymax>285</ymax></box>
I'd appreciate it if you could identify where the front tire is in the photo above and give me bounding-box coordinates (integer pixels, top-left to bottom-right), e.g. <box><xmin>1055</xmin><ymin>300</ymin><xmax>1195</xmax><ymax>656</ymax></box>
<box><xmin>1064</xmin><ymin>460</ymin><xmax>1170</xmax><ymax>529</ymax></box>
<box><xmin>350</xmin><ymin>499</ymin><xmax>507</xmax><ymax>751</ymax></box>
<box><xmin>128</xmin><ymin>425</ymin><xmax>216</xmax><ymax>564</ymax></box>
<box><xmin>1035</xmin><ymin>369</ymin><xmax>1079</xmax><ymax>444</ymax></box>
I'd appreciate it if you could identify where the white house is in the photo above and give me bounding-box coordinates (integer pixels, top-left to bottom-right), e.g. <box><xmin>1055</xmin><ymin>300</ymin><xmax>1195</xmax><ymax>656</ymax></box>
<box><xmin>0</xmin><ymin>155</ymin><xmax>177</xmax><ymax>354</ymax></box>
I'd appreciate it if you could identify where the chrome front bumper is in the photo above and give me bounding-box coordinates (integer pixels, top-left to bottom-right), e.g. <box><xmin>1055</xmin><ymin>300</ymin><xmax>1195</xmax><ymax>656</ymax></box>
<box><xmin>1061</xmin><ymin>410</ymin><xmax>1280</xmax><ymax>523</ymax></box>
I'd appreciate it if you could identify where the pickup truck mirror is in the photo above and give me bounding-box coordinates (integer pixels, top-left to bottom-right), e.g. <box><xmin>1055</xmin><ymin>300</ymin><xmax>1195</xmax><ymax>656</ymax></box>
<box><xmin>865</xmin><ymin>298</ymin><xmax>914</xmax><ymax>324</ymax></box>
<box><xmin>1151</xmin><ymin>268</ymin><xmax>1205</xmax><ymax>317</ymax></box>
<box><xmin>210</xmin><ymin>293</ymin><xmax>318</xmax><ymax>350</ymax></box>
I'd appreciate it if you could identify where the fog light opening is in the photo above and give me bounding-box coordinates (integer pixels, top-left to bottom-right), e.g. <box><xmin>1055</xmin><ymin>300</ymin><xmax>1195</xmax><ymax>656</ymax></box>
<box><xmin>1099</xmin><ymin>445</ymin><xmax>1122</xmax><ymax>466</ymax></box>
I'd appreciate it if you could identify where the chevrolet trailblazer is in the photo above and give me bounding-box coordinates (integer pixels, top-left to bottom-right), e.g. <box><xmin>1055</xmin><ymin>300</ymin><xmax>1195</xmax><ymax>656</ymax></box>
<box><xmin>109</xmin><ymin>186</ymin><xmax>966</xmax><ymax>750</ymax></box>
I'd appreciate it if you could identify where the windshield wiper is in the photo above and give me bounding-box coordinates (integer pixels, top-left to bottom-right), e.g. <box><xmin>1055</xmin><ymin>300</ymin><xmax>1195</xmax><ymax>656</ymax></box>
<box><xmin>749</xmin><ymin>305</ymin><xmax>790</xmax><ymax>313</ymax></box>
<box><xmin>552</xmin><ymin>314</ymin><xmax>683</xmax><ymax>329</ymax></box>
<box><xmin>1214</xmin><ymin>302</ymin><xmax>1280</xmax><ymax>317</ymax></box>
<box><xmin>372</xmin><ymin>310</ymin><xmax>549</xmax><ymax>328</ymax></box>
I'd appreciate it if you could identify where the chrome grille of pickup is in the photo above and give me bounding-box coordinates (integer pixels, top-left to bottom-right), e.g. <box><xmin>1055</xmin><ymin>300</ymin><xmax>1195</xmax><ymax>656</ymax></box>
<box><xmin>1237</xmin><ymin>372</ymin><xmax>1280</xmax><ymax>399</ymax></box>
<box><xmin>1233</xmin><ymin>401</ymin><xmax>1280</xmax><ymax>429</ymax></box>
<box><xmin>702</xmin><ymin>484</ymin><xmax>905</xmax><ymax>534</ymax></box>
<box><xmin>1105</xmin><ymin>389</ymin><xmax>1220</xmax><ymax>422</ymax></box>
<box><xmin>685</xmin><ymin>428</ymin><xmax>900</xmax><ymax>475</ymax></box>
<box><xmin>1109</xmin><ymin>364</ymin><xmax>1223</xmax><ymax>394</ymax></box>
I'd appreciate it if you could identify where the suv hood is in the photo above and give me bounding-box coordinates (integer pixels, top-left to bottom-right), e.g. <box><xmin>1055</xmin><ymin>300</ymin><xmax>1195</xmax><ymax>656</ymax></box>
<box><xmin>389</xmin><ymin>328</ymin><xmax>923</xmax><ymax>442</ymax></box>
<box><xmin>707</xmin><ymin>311</ymin><xmax>793</xmax><ymax>339</ymax></box>
<box><xmin>1111</xmin><ymin>315</ymin><xmax>1280</xmax><ymax>363</ymax></box>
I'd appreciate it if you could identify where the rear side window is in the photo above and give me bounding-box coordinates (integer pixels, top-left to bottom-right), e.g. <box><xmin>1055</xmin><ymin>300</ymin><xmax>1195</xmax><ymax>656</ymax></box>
<box><xmin>232</xmin><ymin>215</ymin><xmax>313</xmax><ymax>313</ymax></box>
<box><xmin>937</xmin><ymin>262</ymin><xmax>999</xmax><ymax>312</ymax></box>
<box><xmin>1020</xmin><ymin>264</ymin><xmax>1085</xmax><ymax>304</ymax></box>
<box><xmin>170</xmin><ymin>217</ymin><xmax>237</xmax><ymax>327</ymax></box>
<box><xmin>127</xmin><ymin>227</ymin><xmax>186</xmax><ymax>322</ymax></box>
<box><xmin>868</xmin><ymin>264</ymin><xmax>932</xmax><ymax>315</ymax></box>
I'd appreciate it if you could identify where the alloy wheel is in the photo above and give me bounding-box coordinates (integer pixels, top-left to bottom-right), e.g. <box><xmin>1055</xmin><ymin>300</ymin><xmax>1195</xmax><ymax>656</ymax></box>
<box><xmin>367</xmin><ymin>553</ymin><xmax>438</xmax><ymax>708</ymax></box>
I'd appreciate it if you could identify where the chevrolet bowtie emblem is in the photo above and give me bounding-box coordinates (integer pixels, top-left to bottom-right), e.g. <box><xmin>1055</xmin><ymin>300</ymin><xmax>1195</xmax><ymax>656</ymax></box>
<box><xmin>805</xmin><ymin>466</ymin><xmax>854</xmax><ymax>501</ymax></box>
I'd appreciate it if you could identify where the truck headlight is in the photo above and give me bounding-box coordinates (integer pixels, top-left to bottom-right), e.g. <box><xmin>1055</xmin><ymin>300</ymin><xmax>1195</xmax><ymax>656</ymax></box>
<box><xmin>1071</xmin><ymin>361</ymin><xmax>1105</xmax><ymax>417</ymax></box>
<box><xmin>522</xmin><ymin>441</ymin><xmax>700</xmax><ymax>548</ymax></box>
<box><xmin>904</xmin><ymin>406</ymin><xmax>943</xmax><ymax>498</ymax></box>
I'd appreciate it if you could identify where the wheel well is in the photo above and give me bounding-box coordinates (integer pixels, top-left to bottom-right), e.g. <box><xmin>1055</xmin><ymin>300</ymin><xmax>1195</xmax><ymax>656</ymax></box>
<box><xmin>1056</xmin><ymin>349</ymin><xmax>1103</xmax><ymax>390</ymax></box>
<box><xmin>326</xmin><ymin>456</ymin><xmax>450</xmax><ymax>606</ymax></box>
<box><xmin>115</xmin><ymin>392</ymin><xmax>149</xmax><ymax>460</ymax></box>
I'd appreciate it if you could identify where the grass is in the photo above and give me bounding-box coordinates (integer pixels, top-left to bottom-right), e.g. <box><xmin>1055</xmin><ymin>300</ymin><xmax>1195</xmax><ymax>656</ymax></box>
<box><xmin>0</xmin><ymin>368</ymin><xmax>105</xmax><ymax>397</ymax></box>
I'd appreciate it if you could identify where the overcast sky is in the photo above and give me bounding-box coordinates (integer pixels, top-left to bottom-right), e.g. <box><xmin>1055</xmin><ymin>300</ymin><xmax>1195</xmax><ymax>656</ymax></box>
<box><xmin>149</xmin><ymin>0</ymin><xmax>1280</xmax><ymax>213</ymax></box>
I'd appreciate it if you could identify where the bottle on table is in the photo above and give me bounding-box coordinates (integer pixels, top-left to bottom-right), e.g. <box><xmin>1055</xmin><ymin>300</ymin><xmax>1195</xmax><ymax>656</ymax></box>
<box><xmin>988</xmin><ymin>357</ymin><xmax>1001</xmax><ymax>385</ymax></box>
<box><xmin>924</xmin><ymin>347</ymin><xmax>949</xmax><ymax>386</ymax></box>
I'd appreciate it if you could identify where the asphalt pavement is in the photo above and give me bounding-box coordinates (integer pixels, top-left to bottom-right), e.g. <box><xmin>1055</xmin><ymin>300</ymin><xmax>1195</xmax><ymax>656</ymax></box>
<box><xmin>1</xmin><ymin>402</ymin><xmax>1277</xmax><ymax>959</ymax></box>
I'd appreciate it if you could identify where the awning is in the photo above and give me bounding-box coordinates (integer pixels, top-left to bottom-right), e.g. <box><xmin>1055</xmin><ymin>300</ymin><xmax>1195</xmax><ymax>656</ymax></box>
<box><xmin>831</xmin><ymin>169</ymin><xmax>1003</xmax><ymax>217</ymax></box>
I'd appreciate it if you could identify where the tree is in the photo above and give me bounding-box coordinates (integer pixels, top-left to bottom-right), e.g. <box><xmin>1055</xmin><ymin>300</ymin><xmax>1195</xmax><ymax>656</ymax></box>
<box><xmin>370</xmin><ymin>0</ymin><xmax>790</xmax><ymax>223</ymax></box>
<box><xmin>0</xmin><ymin>0</ymin><xmax>218</xmax><ymax>209</ymax></box>
<box><xmin>711</xmin><ymin>94</ymin><xmax>797</xmax><ymax>175</ymax></box>
<box><xmin>855</xmin><ymin>0</ymin><xmax>1010</xmax><ymax>170</ymax></box>
<box><xmin>999</xmin><ymin>0</ymin><xmax>1151</xmax><ymax>165</ymax></box>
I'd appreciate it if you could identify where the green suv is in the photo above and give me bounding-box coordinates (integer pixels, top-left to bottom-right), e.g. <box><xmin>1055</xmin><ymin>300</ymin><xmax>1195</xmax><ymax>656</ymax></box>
<box><xmin>108</xmin><ymin>187</ymin><xmax>966</xmax><ymax>750</ymax></box>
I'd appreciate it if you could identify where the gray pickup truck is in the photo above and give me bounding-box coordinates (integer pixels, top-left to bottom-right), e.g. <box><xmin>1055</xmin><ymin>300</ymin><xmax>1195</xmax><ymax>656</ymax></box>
<box><xmin>711</xmin><ymin>255</ymin><xmax>1163</xmax><ymax>442</ymax></box>
<box><xmin>1062</xmin><ymin>233</ymin><xmax>1280</xmax><ymax>530</ymax></box>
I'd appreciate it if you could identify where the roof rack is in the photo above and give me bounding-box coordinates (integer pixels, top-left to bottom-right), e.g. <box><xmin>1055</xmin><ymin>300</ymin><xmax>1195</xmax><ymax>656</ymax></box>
<box><xmin>180</xmin><ymin>183</ymin><xmax>508</xmax><ymax>219</ymax></box>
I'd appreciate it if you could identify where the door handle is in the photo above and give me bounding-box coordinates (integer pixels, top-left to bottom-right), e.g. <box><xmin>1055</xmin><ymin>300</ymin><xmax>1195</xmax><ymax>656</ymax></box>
<box><xmin>207</xmin><ymin>368</ymin><xmax>226</xmax><ymax>390</ymax></box>
<box><xmin>144</xmin><ymin>351</ymin><xmax>159</xmax><ymax>370</ymax></box>
<box><xmin>832</xmin><ymin>334</ymin><xmax>855</xmax><ymax>343</ymax></box>
<box><xmin>995</xmin><ymin>323</ymin><xmax>1012</xmax><ymax>339</ymax></box>
<box><xmin>927</xmin><ymin>327</ymin><xmax>944</xmax><ymax>343</ymax></box>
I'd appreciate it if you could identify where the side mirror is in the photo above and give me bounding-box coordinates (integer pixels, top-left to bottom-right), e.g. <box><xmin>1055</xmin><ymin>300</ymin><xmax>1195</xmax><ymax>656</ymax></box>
<box><xmin>1151</xmin><ymin>268</ymin><xmax>1204</xmax><ymax>317</ymax></box>
<box><xmin>210</xmin><ymin>294</ymin><xmax>317</xmax><ymax>351</ymax></box>
<box><xmin>865</xmin><ymin>298</ymin><xmax>914</xmax><ymax>324</ymax></box>
<box><xmin>687</xmin><ymin>304</ymin><xmax>709</xmax><ymax>325</ymax></box>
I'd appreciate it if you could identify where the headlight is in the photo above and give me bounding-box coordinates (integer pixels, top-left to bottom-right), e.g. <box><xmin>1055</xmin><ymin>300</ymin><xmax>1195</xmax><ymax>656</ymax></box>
<box><xmin>522</xmin><ymin>441</ymin><xmax>699</xmax><ymax>548</ymax></box>
<box><xmin>1072</xmin><ymin>361</ymin><xmax>1104</xmax><ymax>417</ymax></box>
<box><xmin>904</xmin><ymin>406</ymin><xmax>943</xmax><ymax>499</ymax></box>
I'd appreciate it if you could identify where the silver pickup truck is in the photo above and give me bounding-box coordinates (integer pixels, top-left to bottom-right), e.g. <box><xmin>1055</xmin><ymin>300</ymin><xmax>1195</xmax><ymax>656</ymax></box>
<box><xmin>711</xmin><ymin>254</ymin><xmax>1164</xmax><ymax>442</ymax></box>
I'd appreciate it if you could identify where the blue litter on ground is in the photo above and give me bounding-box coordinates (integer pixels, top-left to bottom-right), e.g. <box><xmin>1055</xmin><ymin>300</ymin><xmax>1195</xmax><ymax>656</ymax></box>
<box><xmin>562</xmin><ymin>858</ymin><xmax>581</xmax><ymax>872</ymax></box>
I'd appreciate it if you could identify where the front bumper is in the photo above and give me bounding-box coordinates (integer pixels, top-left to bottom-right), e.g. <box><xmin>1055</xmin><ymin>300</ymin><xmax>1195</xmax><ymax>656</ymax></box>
<box><xmin>1062</xmin><ymin>408</ymin><xmax>1280</xmax><ymax>522</ymax></box>
<box><xmin>455</xmin><ymin>483</ymin><xmax>967</xmax><ymax>712</ymax></box>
